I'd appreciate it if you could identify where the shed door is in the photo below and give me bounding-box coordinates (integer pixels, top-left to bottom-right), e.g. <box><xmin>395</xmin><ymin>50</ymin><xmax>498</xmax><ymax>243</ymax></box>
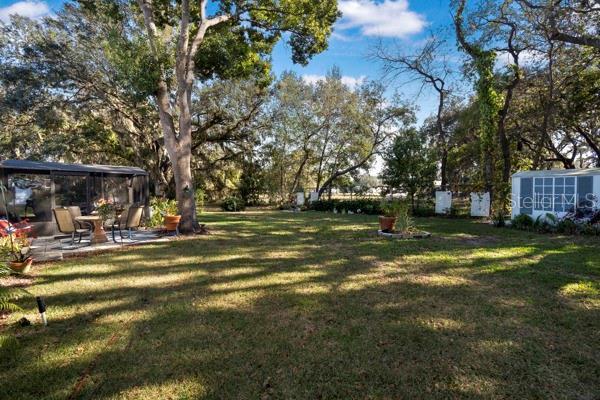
<box><xmin>519</xmin><ymin>177</ymin><xmax>533</xmax><ymax>215</ymax></box>
<box><xmin>577</xmin><ymin>176</ymin><xmax>594</xmax><ymax>208</ymax></box>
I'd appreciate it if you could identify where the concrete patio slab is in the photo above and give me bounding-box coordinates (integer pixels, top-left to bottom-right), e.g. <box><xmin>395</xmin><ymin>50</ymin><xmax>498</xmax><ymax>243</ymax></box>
<box><xmin>31</xmin><ymin>230</ymin><xmax>173</xmax><ymax>262</ymax></box>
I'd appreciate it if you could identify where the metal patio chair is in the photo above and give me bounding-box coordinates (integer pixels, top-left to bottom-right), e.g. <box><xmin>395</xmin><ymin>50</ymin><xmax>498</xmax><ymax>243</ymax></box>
<box><xmin>110</xmin><ymin>205</ymin><xmax>144</xmax><ymax>242</ymax></box>
<box><xmin>67</xmin><ymin>206</ymin><xmax>94</xmax><ymax>231</ymax></box>
<box><xmin>53</xmin><ymin>207</ymin><xmax>92</xmax><ymax>245</ymax></box>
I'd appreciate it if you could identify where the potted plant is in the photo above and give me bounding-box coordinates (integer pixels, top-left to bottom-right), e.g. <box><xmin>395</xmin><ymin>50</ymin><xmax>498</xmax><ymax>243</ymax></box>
<box><xmin>162</xmin><ymin>199</ymin><xmax>181</xmax><ymax>231</ymax></box>
<box><xmin>379</xmin><ymin>200</ymin><xmax>409</xmax><ymax>233</ymax></box>
<box><xmin>95</xmin><ymin>198</ymin><xmax>115</xmax><ymax>222</ymax></box>
<box><xmin>1</xmin><ymin>230</ymin><xmax>33</xmax><ymax>274</ymax></box>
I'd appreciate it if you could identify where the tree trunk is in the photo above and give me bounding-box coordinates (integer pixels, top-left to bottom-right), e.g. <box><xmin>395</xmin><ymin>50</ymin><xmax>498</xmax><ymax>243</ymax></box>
<box><xmin>171</xmin><ymin>143</ymin><xmax>196</xmax><ymax>232</ymax></box>
<box><xmin>440</xmin><ymin>149</ymin><xmax>448</xmax><ymax>190</ymax></box>
<box><xmin>436</xmin><ymin>89</ymin><xmax>448</xmax><ymax>189</ymax></box>
<box><xmin>137</xmin><ymin>0</ymin><xmax>231</xmax><ymax>233</ymax></box>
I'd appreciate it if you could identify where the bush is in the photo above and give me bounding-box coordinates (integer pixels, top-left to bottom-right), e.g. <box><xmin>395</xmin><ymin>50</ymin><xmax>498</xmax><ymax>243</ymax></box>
<box><xmin>278</xmin><ymin>203</ymin><xmax>294</xmax><ymax>210</ymax></box>
<box><xmin>0</xmin><ymin>265</ymin><xmax>29</xmax><ymax>313</ymax></box>
<box><xmin>380</xmin><ymin>200</ymin><xmax>407</xmax><ymax>218</ymax></box>
<box><xmin>412</xmin><ymin>207</ymin><xmax>435</xmax><ymax>217</ymax></box>
<box><xmin>221</xmin><ymin>197</ymin><xmax>245</xmax><ymax>212</ymax></box>
<box><xmin>512</xmin><ymin>214</ymin><xmax>534</xmax><ymax>230</ymax></box>
<box><xmin>533</xmin><ymin>213</ymin><xmax>557</xmax><ymax>233</ymax></box>
<box><xmin>511</xmin><ymin>210</ymin><xmax>600</xmax><ymax>236</ymax></box>
<box><xmin>309</xmin><ymin>199</ymin><xmax>382</xmax><ymax>215</ymax></box>
<box><xmin>310</xmin><ymin>198</ymin><xmax>438</xmax><ymax>217</ymax></box>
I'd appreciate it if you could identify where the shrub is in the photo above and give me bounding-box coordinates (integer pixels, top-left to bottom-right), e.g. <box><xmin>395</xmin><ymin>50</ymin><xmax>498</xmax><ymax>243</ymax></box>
<box><xmin>556</xmin><ymin>218</ymin><xmax>578</xmax><ymax>235</ymax></box>
<box><xmin>512</xmin><ymin>214</ymin><xmax>534</xmax><ymax>230</ymax></box>
<box><xmin>578</xmin><ymin>223</ymin><xmax>600</xmax><ymax>236</ymax></box>
<box><xmin>533</xmin><ymin>213</ymin><xmax>557</xmax><ymax>233</ymax></box>
<box><xmin>221</xmin><ymin>197</ymin><xmax>245</xmax><ymax>212</ymax></box>
<box><xmin>412</xmin><ymin>207</ymin><xmax>435</xmax><ymax>217</ymax></box>
<box><xmin>380</xmin><ymin>200</ymin><xmax>406</xmax><ymax>218</ymax></box>
<box><xmin>310</xmin><ymin>198</ymin><xmax>439</xmax><ymax>218</ymax></box>
<box><xmin>0</xmin><ymin>265</ymin><xmax>29</xmax><ymax>313</ymax></box>
<box><xmin>278</xmin><ymin>202</ymin><xmax>294</xmax><ymax>210</ymax></box>
<box><xmin>512</xmin><ymin>209</ymin><xmax>600</xmax><ymax>236</ymax></box>
<box><xmin>309</xmin><ymin>199</ymin><xmax>382</xmax><ymax>215</ymax></box>
<box><xmin>0</xmin><ymin>234</ymin><xmax>32</xmax><ymax>263</ymax></box>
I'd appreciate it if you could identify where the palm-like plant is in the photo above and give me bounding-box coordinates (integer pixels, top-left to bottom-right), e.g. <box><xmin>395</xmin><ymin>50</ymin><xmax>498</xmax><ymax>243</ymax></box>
<box><xmin>0</xmin><ymin>265</ymin><xmax>29</xmax><ymax>313</ymax></box>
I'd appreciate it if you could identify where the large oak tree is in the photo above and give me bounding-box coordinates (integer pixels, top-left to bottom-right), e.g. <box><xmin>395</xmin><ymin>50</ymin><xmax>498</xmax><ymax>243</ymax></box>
<box><xmin>80</xmin><ymin>0</ymin><xmax>339</xmax><ymax>232</ymax></box>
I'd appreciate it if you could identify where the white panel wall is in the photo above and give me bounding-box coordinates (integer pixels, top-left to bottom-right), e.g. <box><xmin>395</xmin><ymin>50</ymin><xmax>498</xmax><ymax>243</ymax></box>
<box><xmin>511</xmin><ymin>177</ymin><xmax>520</xmax><ymax>219</ymax></box>
<box><xmin>470</xmin><ymin>192</ymin><xmax>490</xmax><ymax>217</ymax></box>
<box><xmin>435</xmin><ymin>191</ymin><xmax>452</xmax><ymax>214</ymax></box>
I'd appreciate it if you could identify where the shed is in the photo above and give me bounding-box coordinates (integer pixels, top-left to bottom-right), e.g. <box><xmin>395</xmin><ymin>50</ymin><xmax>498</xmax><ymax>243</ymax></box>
<box><xmin>0</xmin><ymin>160</ymin><xmax>149</xmax><ymax>236</ymax></box>
<box><xmin>511</xmin><ymin>168</ymin><xmax>600</xmax><ymax>219</ymax></box>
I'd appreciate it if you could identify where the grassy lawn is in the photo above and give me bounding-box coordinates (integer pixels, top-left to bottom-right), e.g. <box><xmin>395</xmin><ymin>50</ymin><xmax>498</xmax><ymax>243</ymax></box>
<box><xmin>1</xmin><ymin>211</ymin><xmax>599</xmax><ymax>399</ymax></box>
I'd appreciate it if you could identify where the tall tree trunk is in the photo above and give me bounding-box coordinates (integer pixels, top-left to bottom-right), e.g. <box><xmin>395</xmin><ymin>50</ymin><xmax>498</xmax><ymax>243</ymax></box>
<box><xmin>137</xmin><ymin>0</ymin><xmax>230</xmax><ymax>233</ymax></box>
<box><xmin>436</xmin><ymin>90</ymin><xmax>448</xmax><ymax>189</ymax></box>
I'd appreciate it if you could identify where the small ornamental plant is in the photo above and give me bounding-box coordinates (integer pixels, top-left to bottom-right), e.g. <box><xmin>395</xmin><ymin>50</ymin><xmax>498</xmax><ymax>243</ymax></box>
<box><xmin>95</xmin><ymin>198</ymin><xmax>115</xmax><ymax>222</ymax></box>
<box><xmin>0</xmin><ymin>228</ymin><xmax>32</xmax><ymax>263</ymax></box>
<box><xmin>379</xmin><ymin>200</ymin><xmax>414</xmax><ymax>233</ymax></box>
<box><xmin>380</xmin><ymin>200</ymin><xmax>406</xmax><ymax>218</ymax></box>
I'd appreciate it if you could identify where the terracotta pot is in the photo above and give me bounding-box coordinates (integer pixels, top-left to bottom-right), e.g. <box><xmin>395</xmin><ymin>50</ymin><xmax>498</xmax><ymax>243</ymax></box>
<box><xmin>379</xmin><ymin>216</ymin><xmax>397</xmax><ymax>233</ymax></box>
<box><xmin>9</xmin><ymin>258</ymin><xmax>33</xmax><ymax>274</ymax></box>
<box><xmin>164</xmin><ymin>215</ymin><xmax>181</xmax><ymax>231</ymax></box>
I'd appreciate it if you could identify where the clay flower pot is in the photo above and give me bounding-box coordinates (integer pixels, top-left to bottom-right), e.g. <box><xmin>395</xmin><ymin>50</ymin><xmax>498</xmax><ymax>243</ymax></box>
<box><xmin>9</xmin><ymin>257</ymin><xmax>33</xmax><ymax>274</ymax></box>
<box><xmin>379</xmin><ymin>216</ymin><xmax>397</xmax><ymax>233</ymax></box>
<box><xmin>164</xmin><ymin>215</ymin><xmax>181</xmax><ymax>231</ymax></box>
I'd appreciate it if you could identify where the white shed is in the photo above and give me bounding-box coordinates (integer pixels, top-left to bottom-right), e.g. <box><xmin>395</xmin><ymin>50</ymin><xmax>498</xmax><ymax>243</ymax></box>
<box><xmin>511</xmin><ymin>168</ymin><xmax>600</xmax><ymax>219</ymax></box>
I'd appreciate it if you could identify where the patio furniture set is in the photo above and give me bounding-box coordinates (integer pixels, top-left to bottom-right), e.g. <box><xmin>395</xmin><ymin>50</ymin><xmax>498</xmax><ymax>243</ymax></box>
<box><xmin>53</xmin><ymin>205</ymin><xmax>144</xmax><ymax>246</ymax></box>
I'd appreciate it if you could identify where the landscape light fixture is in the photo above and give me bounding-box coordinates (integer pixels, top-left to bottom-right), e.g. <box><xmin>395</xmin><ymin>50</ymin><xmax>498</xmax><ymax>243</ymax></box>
<box><xmin>36</xmin><ymin>296</ymin><xmax>47</xmax><ymax>326</ymax></box>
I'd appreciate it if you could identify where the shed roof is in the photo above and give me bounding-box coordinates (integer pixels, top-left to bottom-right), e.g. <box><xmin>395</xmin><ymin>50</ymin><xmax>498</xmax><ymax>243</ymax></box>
<box><xmin>0</xmin><ymin>159</ymin><xmax>148</xmax><ymax>175</ymax></box>
<box><xmin>512</xmin><ymin>168</ymin><xmax>600</xmax><ymax>178</ymax></box>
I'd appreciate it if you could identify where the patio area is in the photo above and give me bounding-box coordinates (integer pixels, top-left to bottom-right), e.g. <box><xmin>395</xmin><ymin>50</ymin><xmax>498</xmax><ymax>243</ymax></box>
<box><xmin>30</xmin><ymin>230</ymin><xmax>171</xmax><ymax>262</ymax></box>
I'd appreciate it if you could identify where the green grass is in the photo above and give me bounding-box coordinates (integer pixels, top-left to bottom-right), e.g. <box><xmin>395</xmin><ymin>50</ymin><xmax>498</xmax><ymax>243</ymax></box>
<box><xmin>1</xmin><ymin>211</ymin><xmax>599</xmax><ymax>399</ymax></box>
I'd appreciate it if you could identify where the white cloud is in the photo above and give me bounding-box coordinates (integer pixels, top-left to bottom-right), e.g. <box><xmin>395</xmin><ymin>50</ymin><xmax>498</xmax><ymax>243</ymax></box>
<box><xmin>302</xmin><ymin>74</ymin><xmax>367</xmax><ymax>89</ymax></box>
<box><xmin>0</xmin><ymin>1</ymin><xmax>50</xmax><ymax>22</ymax></box>
<box><xmin>495</xmin><ymin>49</ymin><xmax>545</xmax><ymax>69</ymax></box>
<box><xmin>338</xmin><ymin>0</ymin><xmax>427</xmax><ymax>38</ymax></box>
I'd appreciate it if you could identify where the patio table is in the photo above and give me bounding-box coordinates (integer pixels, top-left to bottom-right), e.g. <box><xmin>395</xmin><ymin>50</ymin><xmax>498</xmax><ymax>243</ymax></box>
<box><xmin>75</xmin><ymin>216</ymin><xmax>109</xmax><ymax>244</ymax></box>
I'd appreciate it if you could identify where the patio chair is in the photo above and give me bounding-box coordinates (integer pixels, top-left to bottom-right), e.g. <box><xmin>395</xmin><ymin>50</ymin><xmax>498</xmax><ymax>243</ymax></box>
<box><xmin>53</xmin><ymin>207</ymin><xmax>92</xmax><ymax>245</ymax></box>
<box><xmin>110</xmin><ymin>205</ymin><xmax>144</xmax><ymax>242</ymax></box>
<box><xmin>66</xmin><ymin>206</ymin><xmax>94</xmax><ymax>231</ymax></box>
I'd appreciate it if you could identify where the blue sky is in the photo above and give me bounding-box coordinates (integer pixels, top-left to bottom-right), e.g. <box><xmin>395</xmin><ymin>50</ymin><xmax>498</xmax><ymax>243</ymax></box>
<box><xmin>0</xmin><ymin>0</ymin><xmax>459</xmax><ymax>123</ymax></box>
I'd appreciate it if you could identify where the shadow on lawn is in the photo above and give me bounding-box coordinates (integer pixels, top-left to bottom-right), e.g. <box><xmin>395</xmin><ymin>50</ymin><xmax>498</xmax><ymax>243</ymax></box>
<box><xmin>1</xmin><ymin>212</ymin><xmax>599</xmax><ymax>399</ymax></box>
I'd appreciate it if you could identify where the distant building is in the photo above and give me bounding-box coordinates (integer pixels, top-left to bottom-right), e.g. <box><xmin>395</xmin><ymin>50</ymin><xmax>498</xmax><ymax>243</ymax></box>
<box><xmin>511</xmin><ymin>169</ymin><xmax>600</xmax><ymax>219</ymax></box>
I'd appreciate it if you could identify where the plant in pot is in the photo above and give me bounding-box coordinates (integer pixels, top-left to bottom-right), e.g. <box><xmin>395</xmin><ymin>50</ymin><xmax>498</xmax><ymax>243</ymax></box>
<box><xmin>379</xmin><ymin>200</ymin><xmax>411</xmax><ymax>233</ymax></box>
<box><xmin>95</xmin><ymin>198</ymin><xmax>115</xmax><ymax>223</ymax></box>
<box><xmin>1</xmin><ymin>230</ymin><xmax>33</xmax><ymax>274</ymax></box>
<box><xmin>161</xmin><ymin>199</ymin><xmax>181</xmax><ymax>231</ymax></box>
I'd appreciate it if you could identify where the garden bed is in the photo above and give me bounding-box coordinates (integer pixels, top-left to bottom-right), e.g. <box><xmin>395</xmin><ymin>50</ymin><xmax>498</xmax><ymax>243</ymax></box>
<box><xmin>377</xmin><ymin>230</ymin><xmax>431</xmax><ymax>239</ymax></box>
